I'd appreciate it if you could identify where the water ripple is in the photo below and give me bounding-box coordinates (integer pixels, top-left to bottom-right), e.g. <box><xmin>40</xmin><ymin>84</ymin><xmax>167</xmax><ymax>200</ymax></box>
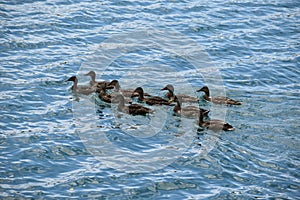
<box><xmin>0</xmin><ymin>0</ymin><xmax>299</xmax><ymax>199</ymax></box>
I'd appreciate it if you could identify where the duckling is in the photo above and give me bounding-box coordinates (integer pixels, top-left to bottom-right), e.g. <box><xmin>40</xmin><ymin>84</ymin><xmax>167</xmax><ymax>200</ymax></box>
<box><xmin>84</xmin><ymin>71</ymin><xmax>114</xmax><ymax>89</ymax></box>
<box><xmin>131</xmin><ymin>87</ymin><xmax>171</xmax><ymax>106</ymax></box>
<box><xmin>114</xmin><ymin>94</ymin><xmax>153</xmax><ymax>116</ymax></box>
<box><xmin>198</xmin><ymin>109</ymin><xmax>235</xmax><ymax>131</ymax></box>
<box><xmin>197</xmin><ymin>86</ymin><xmax>242</xmax><ymax>105</ymax></box>
<box><xmin>66</xmin><ymin>76</ymin><xmax>95</xmax><ymax>95</ymax></box>
<box><xmin>172</xmin><ymin>96</ymin><xmax>209</xmax><ymax>118</ymax></box>
<box><xmin>161</xmin><ymin>84</ymin><xmax>199</xmax><ymax>103</ymax></box>
<box><xmin>107</xmin><ymin>80</ymin><xmax>150</xmax><ymax>97</ymax></box>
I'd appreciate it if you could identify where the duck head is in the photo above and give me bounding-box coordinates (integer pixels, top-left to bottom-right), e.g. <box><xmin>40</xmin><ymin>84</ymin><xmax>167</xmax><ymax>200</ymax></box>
<box><xmin>84</xmin><ymin>71</ymin><xmax>96</xmax><ymax>77</ymax></box>
<box><xmin>84</xmin><ymin>71</ymin><xmax>96</xmax><ymax>82</ymax></box>
<box><xmin>161</xmin><ymin>84</ymin><xmax>174</xmax><ymax>93</ymax></box>
<box><xmin>66</xmin><ymin>76</ymin><xmax>77</xmax><ymax>82</ymax></box>
<box><xmin>131</xmin><ymin>87</ymin><xmax>144</xmax><ymax>98</ymax></box>
<box><xmin>108</xmin><ymin>80</ymin><xmax>118</xmax><ymax>86</ymax></box>
<box><xmin>108</xmin><ymin>80</ymin><xmax>120</xmax><ymax>90</ymax></box>
<box><xmin>197</xmin><ymin>86</ymin><xmax>209</xmax><ymax>93</ymax></box>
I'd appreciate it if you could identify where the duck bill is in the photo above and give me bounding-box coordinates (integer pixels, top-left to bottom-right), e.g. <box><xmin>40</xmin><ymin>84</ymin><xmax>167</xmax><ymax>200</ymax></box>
<box><xmin>161</xmin><ymin>86</ymin><xmax>168</xmax><ymax>91</ymax></box>
<box><xmin>66</xmin><ymin>77</ymin><xmax>75</xmax><ymax>82</ymax></box>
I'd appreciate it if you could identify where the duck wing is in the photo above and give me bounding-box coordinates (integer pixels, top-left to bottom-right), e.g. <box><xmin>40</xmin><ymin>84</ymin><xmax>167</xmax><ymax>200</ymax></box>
<box><xmin>212</xmin><ymin>96</ymin><xmax>242</xmax><ymax>105</ymax></box>
<box><xmin>177</xmin><ymin>94</ymin><xmax>199</xmax><ymax>103</ymax></box>
<box><xmin>225</xmin><ymin>98</ymin><xmax>242</xmax><ymax>105</ymax></box>
<box><xmin>99</xmin><ymin>93</ymin><xmax>112</xmax><ymax>103</ymax></box>
<box><xmin>183</xmin><ymin>105</ymin><xmax>199</xmax><ymax>111</ymax></box>
<box><xmin>180</xmin><ymin>109</ymin><xmax>199</xmax><ymax>118</ymax></box>
<box><xmin>128</xmin><ymin>104</ymin><xmax>153</xmax><ymax>115</ymax></box>
<box><xmin>75</xmin><ymin>86</ymin><xmax>96</xmax><ymax>95</ymax></box>
<box><xmin>201</xmin><ymin>120</ymin><xmax>234</xmax><ymax>131</ymax></box>
<box><xmin>180</xmin><ymin>106</ymin><xmax>209</xmax><ymax>118</ymax></box>
<box><xmin>78</xmin><ymin>85</ymin><xmax>93</xmax><ymax>90</ymax></box>
<box><xmin>93</xmin><ymin>81</ymin><xmax>114</xmax><ymax>91</ymax></box>
<box><xmin>182</xmin><ymin>106</ymin><xmax>209</xmax><ymax>115</ymax></box>
<box><xmin>145</xmin><ymin>96</ymin><xmax>170</xmax><ymax>105</ymax></box>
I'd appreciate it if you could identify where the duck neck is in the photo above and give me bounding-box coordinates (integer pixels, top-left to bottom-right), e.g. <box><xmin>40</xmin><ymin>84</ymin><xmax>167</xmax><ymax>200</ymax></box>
<box><xmin>138</xmin><ymin>90</ymin><xmax>144</xmax><ymax>101</ymax></box>
<box><xmin>115</xmin><ymin>82</ymin><xmax>120</xmax><ymax>92</ymax></box>
<box><xmin>72</xmin><ymin>78</ymin><xmax>78</xmax><ymax>90</ymax></box>
<box><xmin>168</xmin><ymin>90</ymin><xmax>174</xmax><ymax>99</ymax></box>
<box><xmin>90</xmin><ymin>80</ymin><xmax>97</xmax><ymax>85</ymax></box>
<box><xmin>118</xmin><ymin>97</ymin><xmax>125</xmax><ymax>110</ymax></box>
<box><xmin>174</xmin><ymin>100</ymin><xmax>181</xmax><ymax>112</ymax></box>
<box><xmin>99</xmin><ymin>87</ymin><xmax>107</xmax><ymax>95</ymax></box>
<box><xmin>91</xmin><ymin>74</ymin><xmax>96</xmax><ymax>83</ymax></box>
<box><xmin>198</xmin><ymin>111</ymin><xmax>204</xmax><ymax>124</ymax></box>
<box><xmin>204</xmin><ymin>90</ymin><xmax>210</xmax><ymax>101</ymax></box>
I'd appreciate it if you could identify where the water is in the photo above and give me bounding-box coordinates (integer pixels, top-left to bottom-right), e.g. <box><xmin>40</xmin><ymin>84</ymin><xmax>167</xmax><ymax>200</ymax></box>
<box><xmin>1</xmin><ymin>0</ymin><xmax>299</xmax><ymax>199</ymax></box>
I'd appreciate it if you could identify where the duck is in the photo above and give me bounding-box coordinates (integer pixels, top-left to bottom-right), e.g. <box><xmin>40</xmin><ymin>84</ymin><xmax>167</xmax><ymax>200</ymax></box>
<box><xmin>114</xmin><ymin>94</ymin><xmax>153</xmax><ymax>116</ymax></box>
<box><xmin>161</xmin><ymin>84</ymin><xmax>199</xmax><ymax>103</ymax></box>
<box><xmin>198</xmin><ymin>109</ymin><xmax>235</xmax><ymax>131</ymax></box>
<box><xmin>197</xmin><ymin>86</ymin><xmax>242</xmax><ymax>105</ymax></box>
<box><xmin>84</xmin><ymin>71</ymin><xmax>114</xmax><ymax>89</ymax></box>
<box><xmin>66</xmin><ymin>76</ymin><xmax>96</xmax><ymax>95</ymax></box>
<box><xmin>131</xmin><ymin>87</ymin><xmax>171</xmax><ymax>106</ymax></box>
<box><xmin>172</xmin><ymin>96</ymin><xmax>209</xmax><ymax>118</ymax></box>
<box><xmin>107</xmin><ymin>80</ymin><xmax>151</xmax><ymax>98</ymax></box>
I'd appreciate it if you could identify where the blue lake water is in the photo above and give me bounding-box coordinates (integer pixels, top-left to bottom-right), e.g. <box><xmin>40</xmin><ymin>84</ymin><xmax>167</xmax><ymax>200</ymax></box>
<box><xmin>1</xmin><ymin>0</ymin><xmax>299</xmax><ymax>199</ymax></box>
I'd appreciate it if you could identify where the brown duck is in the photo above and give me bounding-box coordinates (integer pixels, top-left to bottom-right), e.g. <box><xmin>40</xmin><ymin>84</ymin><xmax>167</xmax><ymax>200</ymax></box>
<box><xmin>172</xmin><ymin>96</ymin><xmax>209</xmax><ymax>118</ymax></box>
<box><xmin>198</xmin><ymin>109</ymin><xmax>235</xmax><ymax>131</ymax></box>
<box><xmin>114</xmin><ymin>94</ymin><xmax>153</xmax><ymax>116</ymax></box>
<box><xmin>66</xmin><ymin>76</ymin><xmax>95</xmax><ymax>95</ymax></box>
<box><xmin>132</xmin><ymin>87</ymin><xmax>171</xmax><ymax>106</ymax></box>
<box><xmin>197</xmin><ymin>86</ymin><xmax>242</xmax><ymax>105</ymax></box>
<box><xmin>161</xmin><ymin>84</ymin><xmax>199</xmax><ymax>103</ymax></box>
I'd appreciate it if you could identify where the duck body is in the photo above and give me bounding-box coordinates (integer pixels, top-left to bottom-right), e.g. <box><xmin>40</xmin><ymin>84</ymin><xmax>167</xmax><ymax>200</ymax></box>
<box><xmin>115</xmin><ymin>94</ymin><xmax>153</xmax><ymax>116</ymax></box>
<box><xmin>98</xmin><ymin>90</ymin><xmax>113</xmax><ymax>103</ymax></box>
<box><xmin>161</xmin><ymin>84</ymin><xmax>199</xmax><ymax>103</ymax></box>
<box><xmin>197</xmin><ymin>86</ymin><xmax>242</xmax><ymax>105</ymax></box>
<box><xmin>132</xmin><ymin>87</ymin><xmax>171</xmax><ymax>106</ymax></box>
<box><xmin>173</xmin><ymin>96</ymin><xmax>209</xmax><ymax>118</ymax></box>
<box><xmin>66</xmin><ymin>76</ymin><xmax>95</xmax><ymax>95</ymax></box>
<box><xmin>99</xmin><ymin>93</ymin><xmax>133</xmax><ymax>104</ymax></box>
<box><xmin>198</xmin><ymin>109</ymin><xmax>235</xmax><ymax>131</ymax></box>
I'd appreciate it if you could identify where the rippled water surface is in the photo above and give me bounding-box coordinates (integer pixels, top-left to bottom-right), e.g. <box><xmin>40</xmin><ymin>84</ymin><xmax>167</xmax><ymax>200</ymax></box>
<box><xmin>1</xmin><ymin>0</ymin><xmax>299</xmax><ymax>199</ymax></box>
